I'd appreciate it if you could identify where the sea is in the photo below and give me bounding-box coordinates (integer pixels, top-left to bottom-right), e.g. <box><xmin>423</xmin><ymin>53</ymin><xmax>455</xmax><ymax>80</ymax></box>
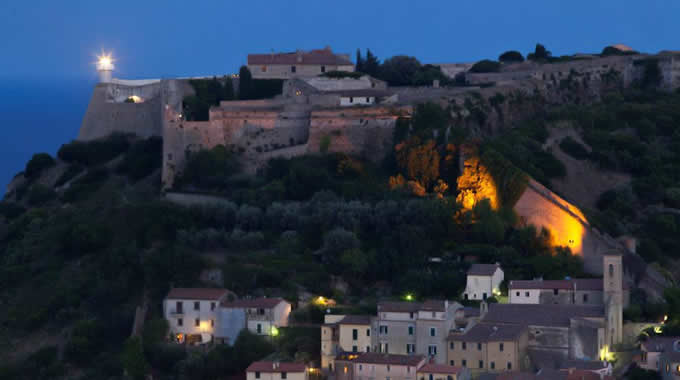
<box><xmin>0</xmin><ymin>78</ymin><xmax>95</xmax><ymax>194</ymax></box>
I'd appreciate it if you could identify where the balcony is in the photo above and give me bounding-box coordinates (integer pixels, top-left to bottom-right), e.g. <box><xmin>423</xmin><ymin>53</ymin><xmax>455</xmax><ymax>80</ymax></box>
<box><xmin>169</xmin><ymin>309</ymin><xmax>184</xmax><ymax>316</ymax></box>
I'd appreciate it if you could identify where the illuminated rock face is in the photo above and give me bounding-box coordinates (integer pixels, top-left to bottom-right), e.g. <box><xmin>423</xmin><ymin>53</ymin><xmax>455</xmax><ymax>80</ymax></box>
<box><xmin>456</xmin><ymin>156</ymin><xmax>499</xmax><ymax>210</ymax></box>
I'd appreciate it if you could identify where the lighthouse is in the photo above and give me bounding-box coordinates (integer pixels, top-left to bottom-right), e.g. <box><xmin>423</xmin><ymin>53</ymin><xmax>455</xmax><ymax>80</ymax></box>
<box><xmin>96</xmin><ymin>54</ymin><xmax>114</xmax><ymax>83</ymax></box>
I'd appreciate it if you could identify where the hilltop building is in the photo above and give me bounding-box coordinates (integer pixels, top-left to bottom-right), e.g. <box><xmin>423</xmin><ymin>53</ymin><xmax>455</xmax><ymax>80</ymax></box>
<box><xmin>246</xmin><ymin>361</ymin><xmax>308</xmax><ymax>380</ymax></box>
<box><xmin>508</xmin><ymin>278</ymin><xmax>629</xmax><ymax>307</ymax></box>
<box><xmin>462</xmin><ymin>264</ymin><xmax>504</xmax><ymax>301</ymax></box>
<box><xmin>221</xmin><ymin>297</ymin><xmax>291</xmax><ymax>337</ymax></box>
<box><xmin>247</xmin><ymin>46</ymin><xmax>354</xmax><ymax>79</ymax></box>
<box><xmin>334</xmin><ymin>352</ymin><xmax>470</xmax><ymax>380</ymax></box>
<box><xmin>163</xmin><ymin>288</ymin><xmax>236</xmax><ymax>344</ymax></box>
<box><xmin>322</xmin><ymin>315</ymin><xmax>374</xmax><ymax>371</ymax></box>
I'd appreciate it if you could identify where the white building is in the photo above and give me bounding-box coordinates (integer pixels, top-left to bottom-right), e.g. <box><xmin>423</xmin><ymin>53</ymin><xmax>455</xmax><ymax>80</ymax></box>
<box><xmin>222</xmin><ymin>297</ymin><xmax>292</xmax><ymax>337</ymax></box>
<box><xmin>246</xmin><ymin>361</ymin><xmax>308</xmax><ymax>380</ymax></box>
<box><xmin>163</xmin><ymin>288</ymin><xmax>235</xmax><ymax>344</ymax></box>
<box><xmin>247</xmin><ymin>46</ymin><xmax>354</xmax><ymax>79</ymax></box>
<box><xmin>335</xmin><ymin>353</ymin><xmax>427</xmax><ymax>380</ymax></box>
<box><xmin>462</xmin><ymin>264</ymin><xmax>504</xmax><ymax>301</ymax></box>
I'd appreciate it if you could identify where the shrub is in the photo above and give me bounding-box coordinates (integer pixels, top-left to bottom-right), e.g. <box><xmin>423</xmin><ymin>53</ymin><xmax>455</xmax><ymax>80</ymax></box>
<box><xmin>320</xmin><ymin>135</ymin><xmax>331</xmax><ymax>153</ymax></box>
<box><xmin>469</xmin><ymin>60</ymin><xmax>501</xmax><ymax>73</ymax></box>
<box><xmin>116</xmin><ymin>137</ymin><xmax>163</xmax><ymax>181</ymax></box>
<box><xmin>55</xmin><ymin>164</ymin><xmax>84</xmax><ymax>187</ymax></box>
<box><xmin>498</xmin><ymin>50</ymin><xmax>524</xmax><ymax>63</ymax></box>
<box><xmin>175</xmin><ymin>145</ymin><xmax>240</xmax><ymax>189</ymax></box>
<box><xmin>559</xmin><ymin>136</ymin><xmax>589</xmax><ymax>160</ymax></box>
<box><xmin>0</xmin><ymin>202</ymin><xmax>26</xmax><ymax>219</ymax></box>
<box><xmin>58</xmin><ymin>133</ymin><xmax>130</xmax><ymax>166</ymax></box>
<box><xmin>527</xmin><ymin>43</ymin><xmax>551</xmax><ymax>61</ymax></box>
<box><xmin>27</xmin><ymin>184</ymin><xmax>56</xmax><ymax>206</ymax></box>
<box><xmin>378</xmin><ymin>55</ymin><xmax>422</xmax><ymax>86</ymax></box>
<box><xmin>25</xmin><ymin>153</ymin><xmax>56</xmax><ymax>179</ymax></box>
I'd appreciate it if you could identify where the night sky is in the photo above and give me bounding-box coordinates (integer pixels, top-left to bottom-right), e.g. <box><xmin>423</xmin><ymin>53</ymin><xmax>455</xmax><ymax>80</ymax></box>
<box><xmin>0</xmin><ymin>0</ymin><xmax>678</xmax><ymax>190</ymax></box>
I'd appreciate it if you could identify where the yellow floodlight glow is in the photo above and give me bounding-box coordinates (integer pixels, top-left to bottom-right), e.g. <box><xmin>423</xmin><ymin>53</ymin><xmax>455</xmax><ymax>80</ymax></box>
<box><xmin>271</xmin><ymin>326</ymin><xmax>279</xmax><ymax>336</ymax></box>
<box><xmin>664</xmin><ymin>315</ymin><xmax>668</xmax><ymax>323</ymax></box>
<box><xmin>405</xmin><ymin>294</ymin><xmax>414</xmax><ymax>301</ymax></box>
<box><xmin>654</xmin><ymin>326</ymin><xmax>663</xmax><ymax>334</ymax></box>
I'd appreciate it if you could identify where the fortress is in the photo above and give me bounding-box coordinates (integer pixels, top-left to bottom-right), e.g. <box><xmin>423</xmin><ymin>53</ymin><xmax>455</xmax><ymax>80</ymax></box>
<box><xmin>78</xmin><ymin>47</ymin><xmax>679</xmax><ymax>291</ymax></box>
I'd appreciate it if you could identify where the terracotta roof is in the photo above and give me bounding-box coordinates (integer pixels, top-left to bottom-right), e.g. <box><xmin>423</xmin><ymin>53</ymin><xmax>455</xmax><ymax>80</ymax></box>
<box><xmin>221</xmin><ymin>297</ymin><xmax>286</xmax><ymax>309</ymax></box>
<box><xmin>248</xmin><ymin>48</ymin><xmax>352</xmax><ymax>66</ymax></box>
<box><xmin>246</xmin><ymin>361</ymin><xmax>306</xmax><ymax>373</ymax></box>
<box><xmin>468</xmin><ymin>264</ymin><xmax>500</xmax><ymax>276</ymax></box>
<box><xmin>417</xmin><ymin>363</ymin><xmax>464</xmax><ymax>375</ymax></box>
<box><xmin>448</xmin><ymin>323</ymin><xmax>526</xmax><ymax>342</ymax></box>
<box><xmin>339</xmin><ymin>315</ymin><xmax>372</xmax><ymax>325</ymax></box>
<box><xmin>420</xmin><ymin>300</ymin><xmax>447</xmax><ymax>312</ymax></box>
<box><xmin>483</xmin><ymin>304</ymin><xmax>604</xmax><ymax>328</ymax></box>
<box><xmin>165</xmin><ymin>288</ymin><xmax>230</xmax><ymax>301</ymax></box>
<box><xmin>378</xmin><ymin>301</ymin><xmax>421</xmax><ymax>313</ymax></box>
<box><xmin>340</xmin><ymin>352</ymin><xmax>425</xmax><ymax>366</ymax></box>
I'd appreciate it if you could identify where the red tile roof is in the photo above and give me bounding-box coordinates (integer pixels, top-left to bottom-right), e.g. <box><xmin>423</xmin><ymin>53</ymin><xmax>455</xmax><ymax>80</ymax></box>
<box><xmin>166</xmin><ymin>288</ymin><xmax>230</xmax><ymax>301</ymax></box>
<box><xmin>468</xmin><ymin>264</ymin><xmax>500</xmax><ymax>276</ymax></box>
<box><xmin>246</xmin><ymin>361</ymin><xmax>306</xmax><ymax>373</ymax></box>
<box><xmin>222</xmin><ymin>297</ymin><xmax>286</xmax><ymax>309</ymax></box>
<box><xmin>248</xmin><ymin>48</ymin><xmax>352</xmax><ymax>66</ymax></box>
<box><xmin>417</xmin><ymin>363</ymin><xmax>463</xmax><ymax>375</ymax></box>
<box><xmin>420</xmin><ymin>300</ymin><xmax>447</xmax><ymax>312</ymax></box>
<box><xmin>483</xmin><ymin>304</ymin><xmax>604</xmax><ymax>327</ymax></box>
<box><xmin>448</xmin><ymin>323</ymin><xmax>527</xmax><ymax>342</ymax></box>
<box><xmin>337</xmin><ymin>352</ymin><xmax>425</xmax><ymax>366</ymax></box>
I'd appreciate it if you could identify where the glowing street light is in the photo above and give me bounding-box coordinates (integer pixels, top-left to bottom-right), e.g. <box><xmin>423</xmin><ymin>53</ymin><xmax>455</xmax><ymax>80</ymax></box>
<box><xmin>405</xmin><ymin>293</ymin><xmax>414</xmax><ymax>301</ymax></box>
<box><xmin>271</xmin><ymin>326</ymin><xmax>280</xmax><ymax>337</ymax></box>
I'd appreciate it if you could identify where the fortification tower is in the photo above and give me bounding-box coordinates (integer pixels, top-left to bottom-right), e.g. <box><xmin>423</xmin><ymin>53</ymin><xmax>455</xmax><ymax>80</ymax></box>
<box><xmin>603</xmin><ymin>253</ymin><xmax>623</xmax><ymax>349</ymax></box>
<box><xmin>96</xmin><ymin>54</ymin><xmax>114</xmax><ymax>83</ymax></box>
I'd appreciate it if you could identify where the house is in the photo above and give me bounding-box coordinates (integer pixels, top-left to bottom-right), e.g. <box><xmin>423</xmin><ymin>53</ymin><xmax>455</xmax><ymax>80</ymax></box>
<box><xmin>462</xmin><ymin>264</ymin><xmax>504</xmax><ymax>301</ymax></box>
<box><xmin>334</xmin><ymin>352</ymin><xmax>427</xmax><ymax>380</ymax></box>
<box><xmin>376</xmin><ymin>300</ymin><xmax>462</xmax><ymax>364</ymax></box>
<box><xmin>640</xmin><ymin>337</ymin><xmax>680</xmax><ymax>379</ymax></box>
<box><xmin>221</xmin><ymin>297</ymin><xmax>291</xmax><ymax>337</ymax></box>
<box><xmin>321</xmin><ymin>314</ymin><xmax>374</xmax><ymax>371</ymax></box>
<box><xmin>246</xmin><ymin>361</ymin><xmax>308</xmax><ymax>380</ymax></box>
<box><xmin>659</xmin><ymin>342</ymin><xmax>680</xmax><ymax>380</ymax></box>
<box><xmin>163</xmin><ymin>288</ymin><xmax>235</xmax><ymax>344</ymax></box>
<box><xmin>417</xmin><ymin>362</ymin><xmax>471</xmax><ymax>380</ymax></box>
<box><xmin>447</xmin><ymin>323</ymin><xmax>529</xmax><ymax>375</ymax></box>
<box><xmin>247</xmin><ymin>46</ymin><xmax>354</xmax><ymax>79</ymax></box>
<box><xmin>508</xmin><ymin>278</ymin><xmax>629</xmax><ymax>308</ymax></box>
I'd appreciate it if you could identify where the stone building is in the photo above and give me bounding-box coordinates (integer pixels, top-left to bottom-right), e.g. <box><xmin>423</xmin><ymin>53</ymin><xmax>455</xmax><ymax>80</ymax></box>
<box><xmin>321</xmin><ymin>315</ymin><xmax>374</xmax><ymax>371</ymax></box>
<box><xmin>221</xmin><ymin>297</ymin><xmax>291</xmax><ymax>337</ymax></box>
<box><xmin>247</xmin><ymin>46</ymin><xmax>354</xmax><ymax>79</ymax></box>
<box><xmin>462</xmin><ymin>264</ymin><xmax>504</xmax><ymax>301</ymax></box>
<box><xmin>641</xmin><ymin>337</ymin><xmax>680</xmax><ymax>379</ymax></box>
<box><xmin>163</xmin><ymin>288</ymin><xmax>235</xmax><ymax>344</ymax></box>
<box><xmin>246</xmin><ymin>361</ymin><xmax>308</xmax><ymax>380</ymax></box>
<box><xmin>334</xmin><ymin>352</ymin><xmax>427</xmax><ymax>380</ymax></box>
<box><xmin>447</xmin><ymin>323</ymin><xmax>529</xmax><ymax>375</ymax></box>
<box><xmin>417</xmin><ymin>363</ymin><xmax>471</xmax><ymax>380</ymax></box>
<box><xmin>508</xmin><ymin>278</ymin><xmax>629</xmax><ymax>308</ymax></box>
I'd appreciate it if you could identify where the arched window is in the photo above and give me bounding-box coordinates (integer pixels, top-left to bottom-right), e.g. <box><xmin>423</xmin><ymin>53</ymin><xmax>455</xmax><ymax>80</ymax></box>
<box><xmin>609</xmin><ymin>264</ymin><xmax>614</xmax><ymax>277</ymax></box>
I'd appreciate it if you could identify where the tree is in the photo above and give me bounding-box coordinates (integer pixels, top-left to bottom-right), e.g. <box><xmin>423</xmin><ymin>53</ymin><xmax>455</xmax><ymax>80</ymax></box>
<box><xmin>527</xmin><ymin>43</ymin><xmax>551</xmax><ymax>61</ymax></box>
<box><xmin>395</xmin><ymin>137</ymin><xmax>441</xmax><ymax>190</ymax></box>
<box><xmin>363</xmin><ymin>49</ymin><xmax>380</xmax><ymax>77</ymax></box>
<box><xmin>498</xmin><ymin>50</ymin><xmax>524</xmax><ymax>63</ymax></box>
<box><xmin>469</xmin><ymin>60</ymin><xmax>501</xmax><ymax>73</ymax></box>
<box><xmin>25</xmin><ymin>153</ymin><xmax>56</xmax><ymax>178</ymax></box>
<box><xmin>355</xmin><ymin>48</ymin><xmax>363</xmax><ymax>72</ymax></box>
<box><xmin>641</xmin><ymin>59</ymin><xmax>662</xmax><ymax>89</ymax></box>
<box><xmin>319</xmin><ymin>227</ymin><xmax>360</xmax><ymax>269</ymax></box>
<box><xmin>379</xmin><ymin>55</ymin><xmax>421</xmax><ymax>86</ymax></box>
<box><xmin>222</xmin><ymin>76</ymin><xmax>235</xmax><ymax>101</ymax></box>
<box><xmin>121</xmin><ymin>337</ymin><xmax>148</xmax><ymax>380</ymax></box>
<box><xmin>239</xmin><ymin>65</ymin><xmax>253</xmax><ymax>100</ymax></box>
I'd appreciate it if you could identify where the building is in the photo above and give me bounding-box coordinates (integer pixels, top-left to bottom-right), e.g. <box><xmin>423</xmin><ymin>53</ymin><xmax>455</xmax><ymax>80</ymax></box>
<box><xmin>659</xmin><ymin>340</ymin><xmax>680</xmax><ymax>380</ymax></box>
<box><xmin>416</xmin><ymin>363</ymin><xmax>471</xmax><ymax>380</ymax></box>
<box><xmin>462</xmin><ymin>264</ymin><xmax>504</xmax><ymax>301</ymax></box>
<box><xmin>221</xmin><ymin>297</ymin><xmax>291</xmax><ymax>337</ymax></box>
<box><xmin>334</xmin><ymin>352</ymin><xmax>427</xmax><ymax>380</ymax></box>
<box><xmin>508</xmin><ymin>278</ymin><xmax>629</xmax><ymax>308</ymax></box>
<box><xmin>163</xmin><ymin>288</ymin><xmax>235</xmax><ymax>344</ymax></box>
<box><xmin>376</xmin><ymin>300</ymin><xmax>462</xmax><ymax>364</ymax></box>
<box><xmin>447</xmin><ymin>323</ymin><xmax>529</xmax><ymax>375</ymax></box>
<box><xmin>246</xmin><ymin>361</ymin><xmax>308</xmax><ymax>380</ymax></box>
<box><xmin>322</xmin><ymin>315</ymin><xmax>374</xmax><ymax>371</ymax></box>
<box><xmin>247</xmin><ymin>46</ymin><xmax>354</xmax><ymax>79</ymax></box>
<box><xmin>641</xmin><ymin>337</ymin><xmax>679</xmax><ymax>371</ymax></box>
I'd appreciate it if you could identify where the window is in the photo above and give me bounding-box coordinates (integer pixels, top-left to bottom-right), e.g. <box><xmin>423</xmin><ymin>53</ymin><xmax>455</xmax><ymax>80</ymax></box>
<box><xmin>428</xmin><ymin>345</ymin><xmax>437</xmax><ymax>356</ymax></box>
<box><xmin>321</xmin><ymin>66</ymin><xmax>326</xmax><ymax>73</ymax></box>
<box><xmin>380</xmin><ymin>325</ymin><xmax>388</xmax><ymax>335</ymax></box>
<box><xmin>366</xmin><ymin>346</ymin><xmax>370</xmax><ymax>352</ymax></box>
<box><xmin>583</xmin><ymin>294</ymin><xmax>589</xmax><ymax>303</ymax></box>
<box><xmin>258</xmin><ymin>308</ymin><xmax>265</xmax><ymax>315</ymax></box>
<box><xmin>380</xmin><ymin>343</ymin><xmax>389</xmax><ymax>353</ymax></box>
<box><xmin>291</xmin><ymin>66</ymin><xmax>296</xmax><ymax>73</ymax></box>
<box><xmin>344</xmin><ymin>366</ymin><xmax>348</xmax><ymax>374</ymax></box>
<box><xmin>429</xmin><ymin>375</ymin><xmax>433</xmax><ymax>380</ymax></box>
<box><xmin>450</xmin><ymin>360</ymin><xmax>454</xmax><ymax>366</ymax></box>
<box><xmin>178</xmin><ymin>318</ymin><xmax>183</xmax><ymax>326</ymax></box>
<box><xmin>176</xmin><ymin>301</ymin><xmax>183</xmax><ymax>313</ymax></box>
<box><xmin>257</xmin><ymin>324</ymin><xmax>262</xmax><ymax>333</ymax></box>
<box><xmin>432</xmin><ymin>312</ymin><xmax>436</xmax><ymax>318</ymax></box>
<box><xmin>359</xmin><ymin>365</ymin><xmax>363</xmax><ymax>371</ymax></box>
<box><xmin>609</xmin><ymin>264</ymin><xmax>614</xmax><ymax>277</ymax></box>
<box><xmin>483</xmin><ymin>293</ymin><xmax>487</xmax><ymax>300</ymax></box>
<box><xmin>462</xmin><ymin>360</ymin><xmax>467</xmax><ymax>367</ymax></box>
<box><xmin>516</xmin><ymin>292</ymin><xmax>520</xmax><ymax>296</ymax></box>
<box><xmin>407</xmin><ymin>343</ymin><xmax>415</xmax><ymax>353</ymax></box>
<box><xmin>349</xmin><ymin>97</ymin><xmax>354</xmax><ymax>103</ymax></box>
<box><xmin>462</xmin><ymin>342</ymin><xmax>467</xmax><ymax>350</ymax></box>
<box><xmin>353</xmin><ymin>329</ymin><xmax>358</xmax><ymax>340</ymax></box>
<box><xmin>479</xmin><ymin>360</ymin><xmax>484</xmax><ymax>369</ymax></box>
<box><xmin>387</xmin><ymin>365</ymin><xmax>390</xmax><ymax>372</ymax></box>
<box><xmin>499</xmin><ymin>343</ymin><xmax>504</xmax><ymax>352</ymax></box>
<box><xmin>553</xmin><ymin>289</ymin><xmax>559</xmax><ymax>295</ymax></box>
<box><xmin>261</xmin><ymin>66</ymin><xmax>267</xmax><ymax>72</ymax></box>
<box><xmin>430</xmin><ymin>327</ymin><xmax>436</xmax><ymax>337</ymax></box>
<box><xmin>410</xmin><ymin>312</ymin><xmax>414</xmax><ymax>319</ymax></box>
<box><xmin>353</xmin><ymin>346</ymin><xmax>358</xmax><ymax>352</ymax></box>
<box><xmin>194</xmin><ymin>301</ymin><xmax>200</xmax><ymax>311</ymax></box>
<box><xmin>366</xmin><ymin>97</ymin><xmax>370</xmax><ymax>103</ymax></box>
<box><xmin>525</xmin><ymin>291</ymin><xmax>530</xmax><ymax>297</ymax></box>
<box><xmin>490</xmin><ymin>362</ymin><xmax>495</xmax><ymax>369</ymax></box>
<box><xmin>195</xmin><ymin>318</ymin><xmax>200</xmax><ymax>327</ymax></box>
<box><xmin>255</xmin><ymin>372</ymin><xmax>260</xmax><ymax>379</ymax></box>
<box><xmin>464</xmin><ymin>294</ymin><xmax>469</xmax><ymax>300</ymax></box>
<box><xmin>507</xmin><ymin>362</ymin><xmax>512</xmax><ymax>370</ymax></box>
<box><xmin>281</xmin><ymin>372</ymin><xmax>287</xmax><ymax>379</ymax></box>
<box><xmin>367</xmin><ymin>329</ymin><xmax>370</xmax><ymax>336</ymax></box>
<box><xmin>211</xmin><ymin>302</ymin><xmax>216</xmax><ymax>311</ymax></box>
<box><xmin>450</xmin><ymin>342</ymin><xmax>454</xmax><ymax>350</ymax></box>
<box><xmin>478</xmin><ymin>343</ymin><xmax>482</xmax><ymax>351</ymax></box>
<box><xmin>408</xmin><ymin>326</ymin><xmax>414</xmax><ymax>335</ymax></box>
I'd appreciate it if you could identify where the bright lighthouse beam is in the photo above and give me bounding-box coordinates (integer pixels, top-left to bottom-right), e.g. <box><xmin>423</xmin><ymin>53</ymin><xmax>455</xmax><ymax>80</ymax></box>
<box><xmin>95</xmin><ymin>52</ymin><xmax>115</xmax><ymax>83</ymax></box>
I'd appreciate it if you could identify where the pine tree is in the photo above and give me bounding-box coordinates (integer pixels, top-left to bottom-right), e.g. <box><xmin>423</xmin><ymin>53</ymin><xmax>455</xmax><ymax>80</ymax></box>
<box><xmin>356</xmin><ymin>48</ymin><xmax>363</xmax><ymax>72</ymax></box>
<box><xmin>364</xmin><ymin>49</ymin><xmax>380</xmax><ymax>77</ymax></box>
<box><xmin>222</xmin><ymin>76</ymin><xmax>234</xmax><ymax>101</ymax></box>
<box><xmin>238</xmin><ymin>66</ymin><xmax>253</xmax><ymax>100</ymax></box>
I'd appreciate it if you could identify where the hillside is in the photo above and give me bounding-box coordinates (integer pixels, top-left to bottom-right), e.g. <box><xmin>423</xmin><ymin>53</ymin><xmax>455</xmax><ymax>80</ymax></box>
<box><xmin>2</xmin><ymin>87</ymin><xmax>680</xmax><ymax>378</ymax></box>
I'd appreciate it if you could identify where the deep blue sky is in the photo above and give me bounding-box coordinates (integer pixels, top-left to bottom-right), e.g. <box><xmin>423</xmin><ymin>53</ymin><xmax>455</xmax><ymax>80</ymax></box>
<box><xmin>0</xmin><ymin>0</ymin><xmax>678</xmax><ymax>190</ymax></box>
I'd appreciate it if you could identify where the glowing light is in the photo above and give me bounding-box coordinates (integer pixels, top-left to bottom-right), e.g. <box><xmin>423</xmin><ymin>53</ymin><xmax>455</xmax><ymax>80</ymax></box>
<box><xmin>664</xmin><ymin>315</ymin><xmax>668</xmax><ymax>323</ymax></box>
<box><xmin>492</xmin><ymin>288</ymin><xmax>502</xmax><ymax>297</ymax></box>
<box><xmin>271</xmin><ymin>326</ymin><xmax>279</xmax><ymax>336</ymax></box>
<box><xmin>654</xmin><ymin>326</ymin><xmax>663</xmax><ymax>334</ymax></box>
<box><xmin>405</xmin><ymin>294</ymin><xmax>414</xmax><ymax>301</ymax></box>
<box><xmin>599</xmin><ymin>345</ymin><xmax>615</xmax><ymax>362</ymax></box>
<box><xmin>96</xmin><ymin>52</ymin><xmax>115</xmax><ymax>70</ymax></box>
<box><xmin>456</xmin><ymin>157</ymin><xmax>499</xmax><ymax>210</ymax></box>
